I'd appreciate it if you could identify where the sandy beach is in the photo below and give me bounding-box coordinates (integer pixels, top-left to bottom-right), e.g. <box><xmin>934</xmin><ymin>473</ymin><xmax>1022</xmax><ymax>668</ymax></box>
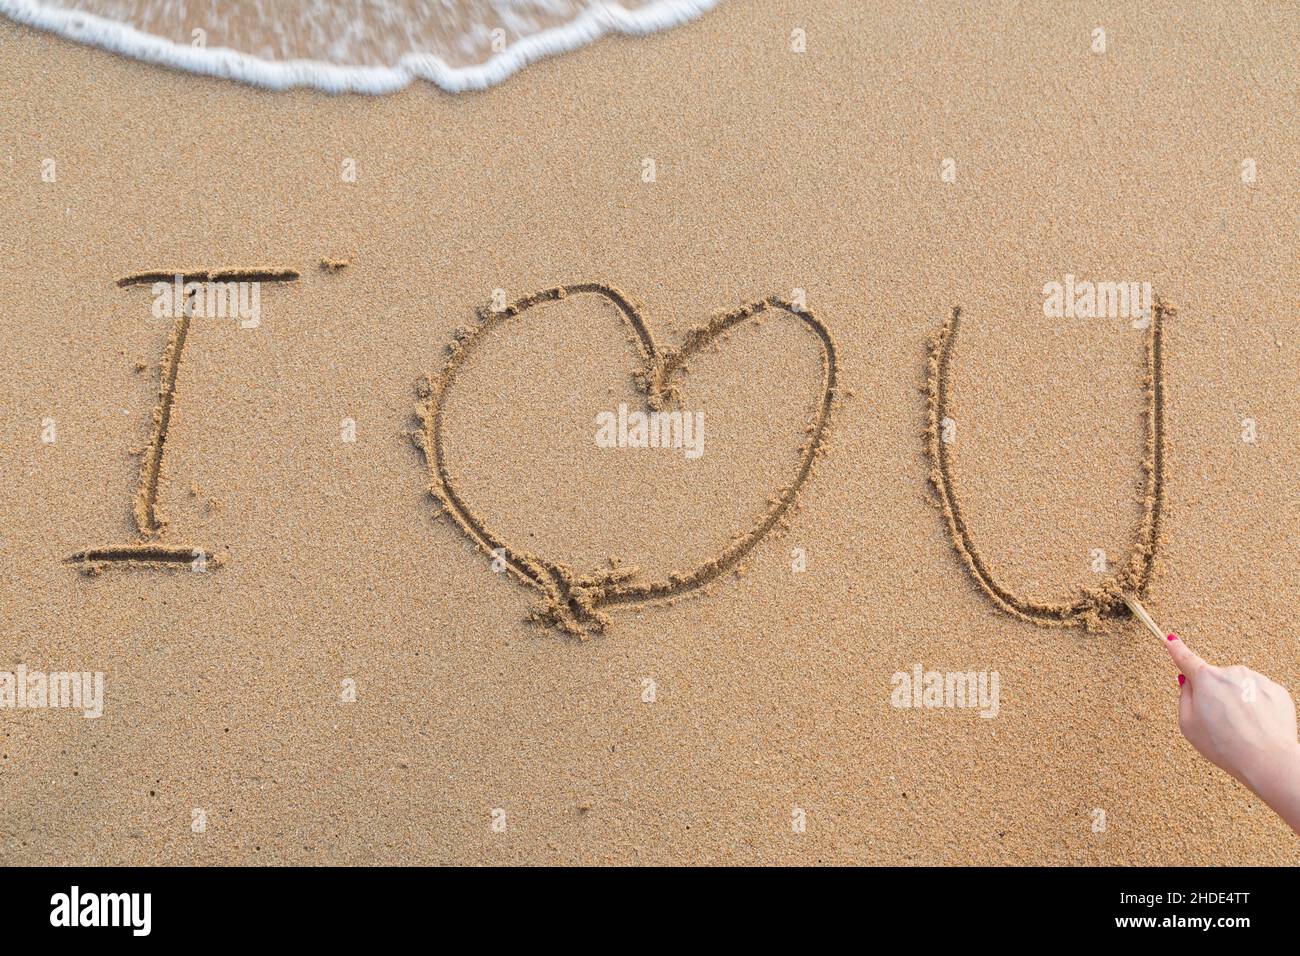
<box><xmin>0</xmin><ymin>0</ymin><xmax>1297</xmax><ymax>865</ymax></box>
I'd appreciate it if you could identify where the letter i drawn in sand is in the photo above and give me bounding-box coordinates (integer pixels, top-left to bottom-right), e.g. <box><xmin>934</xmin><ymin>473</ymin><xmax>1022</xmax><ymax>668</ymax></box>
<box><xmin>64</xmin><ymin>267</ymin><xmax>299</xmax><ymax>573</ymax></box>
<box><xmin>925</xmin><ymin>298</ymin><xmax>1172</xmax><ymax>632</ymax></box>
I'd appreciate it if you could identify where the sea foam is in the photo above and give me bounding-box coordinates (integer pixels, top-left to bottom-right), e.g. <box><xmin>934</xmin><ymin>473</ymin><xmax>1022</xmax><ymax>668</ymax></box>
<box><xmin>0</xmin><ymin>0</ymin><xmax>721</xmax><ymax>94</ymax></box>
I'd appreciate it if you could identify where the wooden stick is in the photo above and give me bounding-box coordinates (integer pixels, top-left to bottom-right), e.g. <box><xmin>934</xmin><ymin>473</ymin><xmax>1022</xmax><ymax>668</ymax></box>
<box><xmin>1123</xmin><ymin>593</ymin><xmax>1167</xmax><ymax>641</ymax></box>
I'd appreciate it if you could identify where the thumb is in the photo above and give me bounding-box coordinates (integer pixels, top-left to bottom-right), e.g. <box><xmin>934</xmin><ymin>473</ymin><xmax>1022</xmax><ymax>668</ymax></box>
<box><xmin>1165</xmin><ymin>633</ymin><xmax>1208</xmax><ymax>682</ymax></box>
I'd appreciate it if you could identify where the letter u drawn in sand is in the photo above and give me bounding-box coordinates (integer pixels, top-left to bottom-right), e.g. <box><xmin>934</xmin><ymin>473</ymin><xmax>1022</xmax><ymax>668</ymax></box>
<box><xmin>416</xmin><ymin>283</ymin><xmax>840</xmax><ymax>638</ymax></box>
<box><xmin>925</xmin><ymin>300</ymin><xmax>1170</xmax><ymax>629</ymax></box>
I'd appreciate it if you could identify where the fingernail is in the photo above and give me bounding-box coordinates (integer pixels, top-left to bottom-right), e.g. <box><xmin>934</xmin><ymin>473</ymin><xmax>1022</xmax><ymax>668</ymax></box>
<box><xmin>1167</xmin><ymin>633</ymin><xmax>1178</xmax><ymax>641</ymax></box>
<box><xmin>1178</xmin><ymin>674</ymin><xmax>1186</xmax><ymax>686</ymax></box>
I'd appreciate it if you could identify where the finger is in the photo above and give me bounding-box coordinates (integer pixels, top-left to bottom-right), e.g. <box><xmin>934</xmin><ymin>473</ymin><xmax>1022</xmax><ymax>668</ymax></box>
<box><xmin>1178</xmin><ymin>675</ymin><xmax>1194</xmax><ymax>730</ymax></box>
<box><xmin>1165</xmin><ymin>633</ymin><xmax>1208</xmax><ymax>681</ymax></box>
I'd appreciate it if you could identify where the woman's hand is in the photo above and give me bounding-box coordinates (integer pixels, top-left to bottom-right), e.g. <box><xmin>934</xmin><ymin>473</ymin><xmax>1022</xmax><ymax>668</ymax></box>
<box><xmin>1167</xmin><ymin>634</ymin><xmax>1300</xmax><ymax>835</ymax></box>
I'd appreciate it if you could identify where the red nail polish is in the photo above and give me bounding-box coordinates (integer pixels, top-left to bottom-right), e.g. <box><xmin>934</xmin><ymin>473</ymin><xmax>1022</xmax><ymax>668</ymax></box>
<box><xmin>1167</xmin><ymin>634</ymin><xmax>1178</xmax><ymax>641</ymax></box>
<box><xmin>1178</xmin><ymin>674</ymin><xmax>1186</xmax><ymax>686</ymax></box>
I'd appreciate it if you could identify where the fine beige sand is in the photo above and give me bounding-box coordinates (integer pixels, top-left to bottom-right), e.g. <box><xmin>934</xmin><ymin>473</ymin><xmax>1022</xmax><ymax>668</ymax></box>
<box><xmin>0</xmin><ymin>0</ymin><xmax>1297</xmax><ymax>865</ymax></box>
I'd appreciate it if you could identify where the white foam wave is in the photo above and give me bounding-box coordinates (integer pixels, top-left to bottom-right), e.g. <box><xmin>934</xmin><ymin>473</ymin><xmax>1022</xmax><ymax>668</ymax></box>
<box><xmin>0</xmin><ymin>0</ymin><xmax>721</xmax><ymax>94</ymax></box>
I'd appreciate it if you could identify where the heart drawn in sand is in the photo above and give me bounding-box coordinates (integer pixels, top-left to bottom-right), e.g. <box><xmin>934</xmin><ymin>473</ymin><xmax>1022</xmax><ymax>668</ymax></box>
<box><xmin>415</xmin><ymin>283</ymin><xmax>840</xmax><ymax>637</ymax></box>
